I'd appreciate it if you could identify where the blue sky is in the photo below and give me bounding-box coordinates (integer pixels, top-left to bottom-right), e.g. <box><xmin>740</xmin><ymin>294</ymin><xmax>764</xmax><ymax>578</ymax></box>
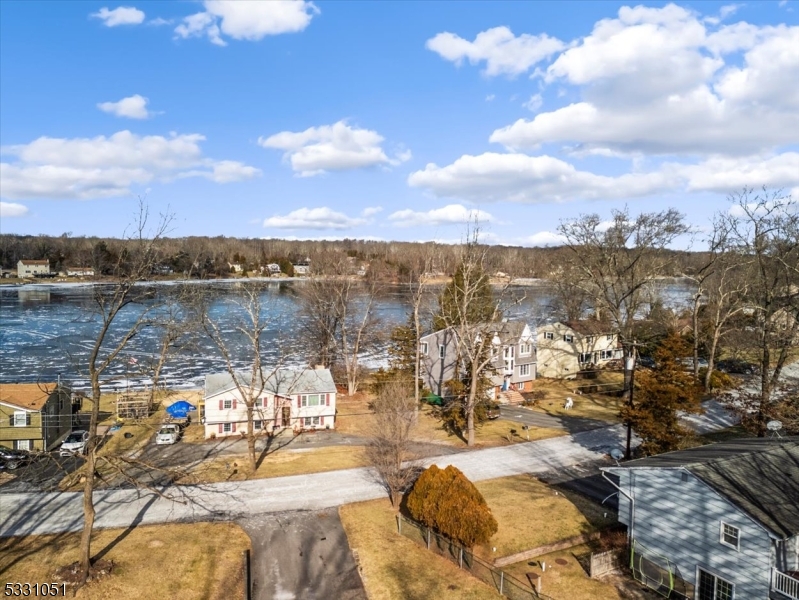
<box><xmin>1</xmin><ymin>1</ymin><xmax>797</xmax><ymax>247</ymax></box>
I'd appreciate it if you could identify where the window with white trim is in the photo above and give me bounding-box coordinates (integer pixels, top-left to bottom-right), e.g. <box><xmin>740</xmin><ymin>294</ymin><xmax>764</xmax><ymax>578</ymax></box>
<box><xmin>563</xmin><ymin>334</ymin><xmax>574</xmax><ymax>343</ymax></box>
<box><xmin>439</xmin><ymin>345</ymin><xmax>445</xmax><ymax>358</ymax></box>
<box><xmin>223</xmin><ymin>399</ymin><xmax>232</xmax><ymax>409</ymax></box>
<box><xmin>586</xmin><ymin>335</ymin><xmax>594</xmax><ymax>344</ymax></box>
<box><xmin>578</xmin><ymin>353</ymin><xmax>592</xmax><ymax>364</ymax></box>
<box><xmin>698</xmin><ymin>568</ymin><xmax>734</xmax><ymax>600</ymax></box>
<box><xmin>301</xmin><ymin>394</ymin><xmax>321</xmax><ymax>407</ymax></box>
<box><xmin>420</xmin><ymin>342</ymin><xmax>428</xmax><ymax>355</ymax></box>
<box><xmin>519</xmin><ymin>343</ymin><xmax>532</xmax><ymax>356</ymax></box>
<box><xmin>720</xmin><ymin>522</ymin><xmax>740</xmax><ymax>550</ymax></box>
<box><xmin>600</xmin><ymin>350</ymin><xmax>614</xmax><ymax>360</ymax></box>
<box><xmin>253</xmin><ymin>420</ymin><xmax>263</xmax><ymax>430</ymax></box>
<box><xmin>304</xmin><ymin>416</ymin><xmax>321</xmax><ymax>427</ymax></box>
<box><xmin>15</xmin><ymin>439</ymin><xmax>31</xmax><ymax>451</ymax></box>
<box><xmin>606</xmin><ymin>334</ymin><xmax>613</xmax><ymax>341</ymax></box>
<box><xmin>12</xmin><ymin>411</ymin><xmax>29</xmax><ymax>427</ymax></box>
<box><xmin>222</xmin><ymin>423</ymin><xmax>232</xmax><ymax>433</ymax></box>
<box><xmin>544</xmin><ymin>331</ymin><xmax>554</xmax><ymax>340</ymax></box>
<box><xmin>519</xmin><ymin>364</ymin><xmax>530</xmax><ymax>376</ymax></box>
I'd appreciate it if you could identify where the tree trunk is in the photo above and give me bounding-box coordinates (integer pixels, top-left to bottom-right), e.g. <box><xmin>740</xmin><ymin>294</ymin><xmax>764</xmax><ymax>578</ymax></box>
<box><xmin>246</xmin><ymin>404</ymin><xmax>256</xmax><ymax>471</ymax></box>
<box><xmin>466</xmin><ymin>362</ymin><xmax>478</xmax><ymax>447</ymax></box>
<box><xmin>705</xmin><ymin>328</ymin><xmax>722</xmax><ymax>391</ymax></box>
<box><xmin>692</xmin><ymin>292</ymin><xmax>702</xmax><ymax>380</ymax></box>
<box><xmin>78</xmin><ymin>451</ymin><xmax>97</xmax><ymax>582</ymax></box>
<box><xmin>78</xmin><ymin>380</ymin><xmax>102</xmax><ymax>583</ymax></box>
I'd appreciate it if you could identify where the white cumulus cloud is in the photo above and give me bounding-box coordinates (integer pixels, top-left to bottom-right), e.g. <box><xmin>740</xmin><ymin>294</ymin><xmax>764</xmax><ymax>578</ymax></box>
<box><xmin>0</xmin><ymin>131</ymin><xmax>260</xmax><ymax>200</ymax></box>
<box><xmin>97</xmin><ymin>94</ymin><xmax>153</xmax><ymax>119</ymax></box>
<box><xmin>91</xmin><ymin>6</ymin><xmax>145</xmax><ymax>27</ymax></box>
<box><xmin>0</xmin><ymin>201</ymin><xmax>29</xmax><ymax>218</ymax></box>
<box><xmin>263</xmin><ymin>207</ymin><xmax>369</xmax><ymax>230</ymax></box>
<box><xmin>408</xmin><ymin>152</ymin><xmax>677</xmax><ymax>204</ymax></box>
<box><xmin>488</xmin><ymin>7</ymin><xmax>799</xmax><ymax>157</ymax></box>
<box><xmin>388</xmin><ymin>204</ymin><xmax>494</xmax><ymax>227</ymax></box>
<box><xmin>259</xmin><ymin>121</ymin><xmax>410</xmax><ymax>177</ymax></box>
<box><xmin>523</xmin><ymin>231</ymin><xmax>567</xmax><ymax>247</ymax></box>
<box><xmin>426</xmin><ymin>26</ymin><xmax>564</xmax><ymax>77</ymax></box>
<box><xmin>175</xmin><ymin>0</ymin><xmax>318</xmax><ymax>46</ymax></box>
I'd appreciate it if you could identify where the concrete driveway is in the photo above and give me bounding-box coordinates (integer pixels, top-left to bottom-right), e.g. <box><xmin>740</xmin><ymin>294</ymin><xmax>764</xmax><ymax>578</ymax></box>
<box><xmin>240</xmin><ymin>509</ymin><xmax>366</xmax><ymax>600</ymax></box>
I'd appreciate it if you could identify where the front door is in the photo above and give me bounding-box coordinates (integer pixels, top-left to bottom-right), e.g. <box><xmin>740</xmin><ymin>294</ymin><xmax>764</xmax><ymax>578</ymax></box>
<box><xmin>282</xmin><ymin>406</ymin><xmax>291</xmax><ymax>428</ymax></box>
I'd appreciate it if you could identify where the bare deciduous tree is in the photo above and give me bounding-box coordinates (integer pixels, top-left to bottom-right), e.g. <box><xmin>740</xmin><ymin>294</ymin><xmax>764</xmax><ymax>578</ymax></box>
<box><xmin>720</xmin><ymin>189</ymin><xmax>799</xmax><ymax>434</ymax></box>
<box><xmin>76</xmin><ymin>201</ymin><xmax>177</xmax><ymax>585</ymax></box>
<box><xmin>433</xmin><ymin>225</ymin><xmax>510</xmax><ymax>446</ymax></box>
<box><xmin>558</xmin><ymin>207</ymin><xmax>690</xmax><ymax>457</ymax></box>
<box><xmin>199</xmin><ymin>281</ymin><xmax>289</xmax><ymax>470</ymax></box>
<box><xmin>366</xmin><ymin>379</ymin><xmax>420</xmax><ymax>507</ymax></box>
<box><xmin>299</xmin><ymin>258</ymin><xmax>380</xmax><ymax>396</ymax></box>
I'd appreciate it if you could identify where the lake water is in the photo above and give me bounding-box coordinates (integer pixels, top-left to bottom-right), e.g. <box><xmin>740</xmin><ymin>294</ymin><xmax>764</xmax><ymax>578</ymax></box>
<box><xmin>0</xmin><ymin>279</ymin><xmax>696</xmax><ymax>391</ymax></box>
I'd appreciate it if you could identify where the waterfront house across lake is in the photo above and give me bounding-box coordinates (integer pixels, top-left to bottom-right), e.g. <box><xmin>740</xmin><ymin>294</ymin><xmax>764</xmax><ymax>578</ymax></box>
<box><xmin>16</xmin><ymin>259</ymin><xmax>51</xmax><ymax>278</ymax></box>
<box><xmin>203</xmin><ymin>367</ymin><xmax>337</xmax><ymax>438</ymax></box>
<box><xmin>0</xmin><ymin>382</ymin><xmax>73</xmax><ymax>451</ymax></box>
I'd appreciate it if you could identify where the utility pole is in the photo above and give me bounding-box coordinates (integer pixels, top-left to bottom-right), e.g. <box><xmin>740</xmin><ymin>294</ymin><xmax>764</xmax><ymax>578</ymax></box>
<box><xmin>624</xmin><ymin>341</ymin><xmax>642</xmax><ymax>460</ymax></box>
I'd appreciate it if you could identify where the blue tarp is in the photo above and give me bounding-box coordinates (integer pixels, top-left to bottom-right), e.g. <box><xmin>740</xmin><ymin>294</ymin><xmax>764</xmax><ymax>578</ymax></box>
<box><xmin>166</xmin><ymin>400</ymin><xmax>196</xmax><ymax>418</ymax></box>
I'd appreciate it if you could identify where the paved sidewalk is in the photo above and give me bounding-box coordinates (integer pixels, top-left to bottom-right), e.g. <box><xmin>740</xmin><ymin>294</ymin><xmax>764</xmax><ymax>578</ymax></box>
<box><xmin>0</xmin><ymin>425</ymin><xmax>629</xmax><ymax>538</ymax></box>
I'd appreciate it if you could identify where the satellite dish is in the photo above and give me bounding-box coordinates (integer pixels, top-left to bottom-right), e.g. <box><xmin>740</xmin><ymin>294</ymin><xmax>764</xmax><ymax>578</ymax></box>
<box><xmin>610</xmin><ymin>449</ymin><xmax>624</xmax><ymax>461</ymax></box>
<box><xmin>767</xmin><ymin>420</ymin><xmax>783</xmax><ymax>431</ymax></box>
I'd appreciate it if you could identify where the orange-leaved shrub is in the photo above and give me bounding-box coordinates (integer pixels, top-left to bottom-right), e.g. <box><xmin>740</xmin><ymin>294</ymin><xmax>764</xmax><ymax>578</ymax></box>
<box><xmin>406</xmin><ymin>465</ymin><xmax>498</xmax><ymax>547</ymax></box>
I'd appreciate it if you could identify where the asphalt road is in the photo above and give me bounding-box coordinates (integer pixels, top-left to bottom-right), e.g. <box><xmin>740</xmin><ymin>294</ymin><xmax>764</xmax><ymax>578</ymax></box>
<box><xmin>498</xmin><ymin>404</ymin><xmax>609</xmax><ymax>433</ymax></box>
<box><xmin>0</xmin><ymin>424</ymin><xmax>630</xmax><ymax>537</ymax></box>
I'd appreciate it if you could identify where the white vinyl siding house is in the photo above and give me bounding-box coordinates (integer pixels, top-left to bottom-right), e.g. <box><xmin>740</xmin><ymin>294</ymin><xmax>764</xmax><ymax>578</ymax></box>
<box><xmin>203</xmin><ymin>368</ymin><xmax>337</xmax><ymax>439</ymax></box>
<box><xmin>536</xmin><ymin>321</ymin><xmax>621</xmax><ymax>379</ymax></box>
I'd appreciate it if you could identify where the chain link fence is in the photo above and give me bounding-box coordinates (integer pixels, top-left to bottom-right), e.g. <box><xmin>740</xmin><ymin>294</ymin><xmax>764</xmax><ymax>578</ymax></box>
<box><xmin>397</xmin><ymin>514</ymin><xmax>555</xmax><ymax>600</ymax></box>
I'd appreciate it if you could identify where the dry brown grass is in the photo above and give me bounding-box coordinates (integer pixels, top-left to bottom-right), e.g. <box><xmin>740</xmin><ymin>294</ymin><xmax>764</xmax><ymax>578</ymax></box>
<box><xmin>176</xmin><ymin>445</ymin><xmax>369</xmax><ymax>483</ymax></box>
<box><xmin>0</xmin><ymin>522</ymin><xmax>250</xmax><ymax>600</ymax></box>
<box><xmin>340</xmin><ymin>499</ymin><xmax>502</xmax><ymax>600</ymax></box>
<box><xmin>527</xmin><ymin>375</ymin><xmax>625</xmax><ymax>423</ymax></box>
<box><xmin>336</xmin><ymin>396</ymin><xmax>564</xmax><ymax>448</ymax></box>
<box><xmin>473</xmin><ymin>475</ymin><xmax>617</xmax><ymax>561</ymax></box>
<box><xmin>503</xmin><ymin>544</ymin><xmax>626</xmax><ymax>600</ymax></box>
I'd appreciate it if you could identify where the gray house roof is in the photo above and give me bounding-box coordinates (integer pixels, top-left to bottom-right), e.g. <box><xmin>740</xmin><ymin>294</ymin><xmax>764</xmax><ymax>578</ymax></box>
<box><xmin>205</xmin><ymin>368</ymin><xmax>336</xmax><ymax>399</ymax></box>
<box><xmin>607</xmin><ymin>438</ymin><xmax>799</xmax><ymax>539</ymax></box>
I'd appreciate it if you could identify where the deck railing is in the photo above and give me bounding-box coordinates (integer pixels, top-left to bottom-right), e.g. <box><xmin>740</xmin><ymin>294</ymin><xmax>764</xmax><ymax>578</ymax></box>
<box><xmin>773</xmin><ymin>568</ymin><xmax>799</xmax><ymax>600</ymax></box>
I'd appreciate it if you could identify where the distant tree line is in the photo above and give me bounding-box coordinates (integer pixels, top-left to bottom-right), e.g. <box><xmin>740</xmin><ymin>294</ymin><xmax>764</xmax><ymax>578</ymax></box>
<box><xmin>0</xmin><ymin>232</ymin><xmax>708</xmax><ymax>281</ymax></box>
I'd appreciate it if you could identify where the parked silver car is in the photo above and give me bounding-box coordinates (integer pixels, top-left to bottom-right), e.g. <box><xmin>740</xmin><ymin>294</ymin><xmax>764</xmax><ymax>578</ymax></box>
<box><xmin>59</xmin><ymin>430</ymin><xmax>89</xmax><ymax>456</ymax></box>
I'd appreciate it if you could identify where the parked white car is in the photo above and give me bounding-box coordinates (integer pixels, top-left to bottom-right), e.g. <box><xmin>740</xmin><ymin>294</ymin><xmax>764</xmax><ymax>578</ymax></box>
<box><xmin>59</xmin><ymin>430</ymin><xmax>89</xmax><ymax>456</ymax></box>
<box><xmin>156</xmin><ymin>424</ymin><xmax>180</xmax><ymax>445</ymax></box>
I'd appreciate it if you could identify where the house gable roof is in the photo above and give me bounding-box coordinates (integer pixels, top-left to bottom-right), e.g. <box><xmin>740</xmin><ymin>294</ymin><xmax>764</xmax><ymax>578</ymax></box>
<box><xmin>562</xmin><ymin>320</ymin><xmax>615</xmax><ymax>336</ymax></box>
<box><xmin>205</xmin><ymin>368</ymin><xmax>336</xmax><ymax>399</ymax></box>
<box><xmin>0</xmin><ymin>383</ymin><xmax>60</xmax><ymax>412</ymax></box>
<box><xmin>607</xmin><ymin>438</ymin><xmax>799</xmax><ymax>539</ymax></box>
<box><xmin>18</xmin><ymin>259</ymin><xmax>50</xmax><ymax>266</ymax></box>
<box><xmin>421</xmin><ymin>321</ymin><xmax>531</xmax><ymax>345</ymax></box>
